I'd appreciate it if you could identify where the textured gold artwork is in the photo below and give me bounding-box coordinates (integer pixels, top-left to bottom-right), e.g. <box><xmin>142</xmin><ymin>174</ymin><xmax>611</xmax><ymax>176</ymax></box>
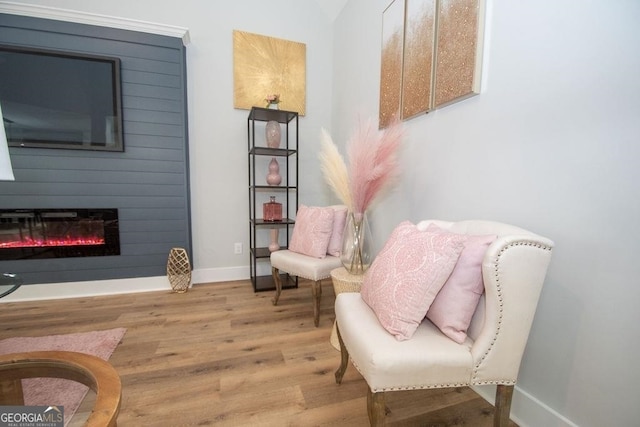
<box><xmin>379</xmin><ymin>0</ymin><xmax>405</xmax><ymax>129</ymax></box>
<box><xmin>434</xmin><ymin>0</ymin><xmax>481</xmax><ymax>107</ymax></box>
<box><xmin>233</xmin><ymin>30</ymin><xmax>306</xmax><ymax>115</ymax></box>
<box><xmin>379</xmin><ymin>0</ymin><xmax>485</xmax><ymax>127</ymax></box>
<box><xmin>402</xmin><ymin>0</ymin><xmax>436</xmax><ymax>119</ymax></box>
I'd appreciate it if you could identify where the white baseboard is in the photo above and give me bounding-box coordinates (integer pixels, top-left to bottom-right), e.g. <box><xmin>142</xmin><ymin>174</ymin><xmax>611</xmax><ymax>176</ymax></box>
<box><xmin>472</xmin><ymin>385</ymin><xmax>578</xmax><ymax>427</ymax></box>
<box><xmin>0</xmin><ymin>266</ymin><xmax>250</xmax><ymax>303</ymax></box>
<box><xmin>191</xmin><ymin>266</ymin><xmax>249</xmax><ymax>284</ymax></box>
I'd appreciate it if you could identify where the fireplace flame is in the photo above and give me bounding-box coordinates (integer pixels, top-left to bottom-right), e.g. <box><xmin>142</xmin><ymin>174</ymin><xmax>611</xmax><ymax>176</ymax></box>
<box><xmin>0</xmin><ymin>236</ymin><xmax>106</xmax><ymax>248</ymax></box>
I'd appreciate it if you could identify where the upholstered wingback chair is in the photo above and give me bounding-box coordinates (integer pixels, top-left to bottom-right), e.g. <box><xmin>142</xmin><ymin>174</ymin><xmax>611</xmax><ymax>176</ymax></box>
<box><xmin>334</xmin><ymin>219</ymin><xmax>554</xmax><ymax>426</ymax></box>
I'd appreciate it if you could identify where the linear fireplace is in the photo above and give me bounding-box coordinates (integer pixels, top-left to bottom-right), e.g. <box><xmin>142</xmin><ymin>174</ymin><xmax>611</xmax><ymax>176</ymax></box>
<box><xmin>0</xmin><ymin>208</ymin><xmax>120</xmax><ymax>260</ymax></box>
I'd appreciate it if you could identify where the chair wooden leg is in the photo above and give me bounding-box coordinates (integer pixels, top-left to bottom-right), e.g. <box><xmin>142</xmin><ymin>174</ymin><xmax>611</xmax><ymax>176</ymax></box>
<box><xmin>311</xmin><ymin>280</ymin><xmax>322</xmax><ymax>327</ymax></box>
<box><xmin>367</xmin><ymin>389</ymin><xmax>386</xmax><ymax>427</ymax></box>
<box><xmin>494</xmin><ymin>384</ymin><xmax>514</xmax><ymax>427</ymax></box>
<box><xmin>334</xmin><ymin>324</ymin><xmax>349</xmax><ymax>384</ymax></box>
<box><xmin>271</xmin><ymin>267</ymin><xmax>282</xmax><ymax>305</ymax></box>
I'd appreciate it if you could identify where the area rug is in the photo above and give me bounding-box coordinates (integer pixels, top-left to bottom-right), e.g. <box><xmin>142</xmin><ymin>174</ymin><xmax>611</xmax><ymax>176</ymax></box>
<box><xmin>0</xmin><ymin>328</ymin><xmax>126</xmax><ymax>426</ymax></box>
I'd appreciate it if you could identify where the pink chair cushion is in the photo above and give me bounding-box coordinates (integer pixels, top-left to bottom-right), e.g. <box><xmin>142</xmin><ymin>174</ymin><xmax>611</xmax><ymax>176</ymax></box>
<box><xmin>361</xmin><ymin>221</ymin><xmax>465</xmax><ymax>341</ymax></box>
<box><xmin>327</xmin><ymin>205</ymin><xmax>348</xmax><ymax>257</ymax></box>
<box><xmin>288</xmin><ymin>205</ymin><xmax>335</xmax><ymax>258</ymax></box>
<box><xmin>425</xmin><ymin>224</ymin><xmax>496</xmax><ymax>343</ymax></box>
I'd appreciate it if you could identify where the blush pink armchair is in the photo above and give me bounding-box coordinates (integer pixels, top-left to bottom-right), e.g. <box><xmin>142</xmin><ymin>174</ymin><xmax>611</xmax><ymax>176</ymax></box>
<box><xmin>334</xmin><ymin>219</ymin><xmax>554</xmax><ymax>426</ymax></box>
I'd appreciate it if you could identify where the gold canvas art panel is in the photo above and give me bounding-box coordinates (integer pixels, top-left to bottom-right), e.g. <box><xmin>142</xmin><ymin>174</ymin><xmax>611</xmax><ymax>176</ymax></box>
<box><xmin>379</xmin><ymin>0</ymin><xmax>405</xmax><ymax>129</ymax></box>
<box><xmin>379</xmin><ymin>0</ymin><xmax>485</xmax><ymax>127</ymax></box>
<box><xmin>233</xmin><ymin>30</ymin><xmax>306</xmax><ymax>115</ymax></box>
<box><xmin>434</xmin><ymin>0</ymin><xmax>482</xmax><ymax>108</ymax></box>
<box><xmin>402</xmin><ymin>0</ymin><xmax>436</xmax><ymax>119</ymax></box>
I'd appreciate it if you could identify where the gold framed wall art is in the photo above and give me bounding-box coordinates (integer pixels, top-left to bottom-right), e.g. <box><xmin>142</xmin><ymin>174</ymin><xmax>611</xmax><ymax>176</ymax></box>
<box><xmin>233</xmin><ymin>30</ymin><xmax>306</xmax><ymax>115</ymax></box>
<box><xmin>379</xmin><ymin>0</ymin><xmax>486</xmax><ymax>127</ymax></box>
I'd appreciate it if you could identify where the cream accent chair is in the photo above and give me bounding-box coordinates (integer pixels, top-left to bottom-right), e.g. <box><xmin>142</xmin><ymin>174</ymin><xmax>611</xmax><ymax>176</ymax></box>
<box><xmin>271</xmin><ymin>251</ymin><xmax>342</xmax><ymax>327</ymax></box>
<box><xmin>334</xmin><ymin>220</ymin><xmax>554</xmax><ymax>426</ymax></box>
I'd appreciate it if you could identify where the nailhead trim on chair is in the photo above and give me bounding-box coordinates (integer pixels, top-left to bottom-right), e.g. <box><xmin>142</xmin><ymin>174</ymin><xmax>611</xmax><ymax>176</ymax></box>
<box><xmin>472</xmin><ymin>240</ymin><xmax>553</xmax><ymax>383</ymax></box>
<box><xmin>348</xmin><ymin>358</ymin><xmax>470</xmax><ymax>392</ymax></box>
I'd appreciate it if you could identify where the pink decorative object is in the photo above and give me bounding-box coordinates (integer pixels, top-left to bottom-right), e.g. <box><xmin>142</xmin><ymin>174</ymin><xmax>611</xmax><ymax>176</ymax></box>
<box><xmin>263</xmin><ymin>196</ymin><xmax>282</xmax><ymax>221</ymax></box>
<box><xmin>424</xmin><ymin>224</ymin><xmax>496</xmax><ymax>343</ymax></box>
<box><xmin>360</xmin><ymin>221</ymin><xmax>465</xmax><ymax>341</ymax></box>
<box><xmin>265</xmin><ymin>94</ymin><xmax>280</xmax><ymax>108</ymax></box>
<box><xmin>327</xmin><ymin>205</ymin><xmax>348</xmax><ymax>257</ymax></box>
<box><xmin>319</xmin><ymin>119</ymin><xmax>404</xmax><ymax>274</ymax></box>
<box><xmin>269</xmin><ymin>228</ymin><xmax>280</xmax><ymax>252</ymax></box>
<box><xmin>265</xmin><ymin>120</ymin><xmax>281</xmax><ymax>148</ymax></box>
<box><xmin>319</xmin><ymin>119</ymin><xmax>404</xmax><ymax>216</ymax></box>
<box><xmin>347</xmin><ymin>118</ymin><xmax>403</xmax><ymax>216</ymax></box>
<box><xmin>288</xmin><ymin>205</ymin><xmax>335</xmax><ymax>259</ymax></box>
<box><xmin>266</xmin><ymin>157</ymin><xmax>282</xmax><ymax>186</ymax></box>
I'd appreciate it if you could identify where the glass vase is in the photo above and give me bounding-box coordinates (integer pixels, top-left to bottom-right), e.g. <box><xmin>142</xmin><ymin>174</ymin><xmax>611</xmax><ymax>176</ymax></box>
<box><xmin>340</xmin><ymin>211</ymin><xmax>373</xmax><ymax>275</ymax></box>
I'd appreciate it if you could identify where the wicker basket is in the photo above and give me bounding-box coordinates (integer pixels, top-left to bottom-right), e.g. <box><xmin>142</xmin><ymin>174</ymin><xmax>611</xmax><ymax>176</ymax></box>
<box><xmin>167</xmin><ymin>247</ymin><xmax>191</xmax><ymax>293</ymax></box>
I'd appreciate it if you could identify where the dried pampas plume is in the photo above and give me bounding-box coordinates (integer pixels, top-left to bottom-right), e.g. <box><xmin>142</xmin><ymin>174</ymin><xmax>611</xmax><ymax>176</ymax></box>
<box><xmin>347</xmin><ymin>117</ymin><xmax>403</xmax><ymax>215</ymax></box>
<box><xmin>319</xmin><ymin>128</ymin><xmax>353</xmax><ymax>212</ymax></box>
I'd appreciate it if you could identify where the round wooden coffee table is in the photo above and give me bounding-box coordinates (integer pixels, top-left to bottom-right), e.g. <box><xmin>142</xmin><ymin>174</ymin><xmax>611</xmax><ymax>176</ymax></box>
<box><xmin>330</xmin><ymin>267</ymin><xmax>364</xmax><ymax>350</ymax></box>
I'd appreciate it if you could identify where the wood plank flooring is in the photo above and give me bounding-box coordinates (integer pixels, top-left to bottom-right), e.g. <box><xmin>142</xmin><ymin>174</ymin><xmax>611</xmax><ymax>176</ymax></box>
<box><xmin>0</xmin><ymin>280</ymin><xmax>516</xmax><ymax>426</ymax></box>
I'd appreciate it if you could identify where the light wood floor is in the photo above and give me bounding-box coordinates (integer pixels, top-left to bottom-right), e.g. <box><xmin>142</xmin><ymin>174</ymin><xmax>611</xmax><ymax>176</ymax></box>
<box><xmin>0</xmin><ymin>280</ymin><xmax>516</xmax><ymax>426</ymax></box>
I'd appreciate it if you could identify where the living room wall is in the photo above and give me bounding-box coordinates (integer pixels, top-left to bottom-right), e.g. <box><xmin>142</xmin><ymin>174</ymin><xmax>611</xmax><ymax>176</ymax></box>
<box><xmin>332</xmin><ymin>1</ymin><xmax>640</xmax><ymax>427</ymax></box>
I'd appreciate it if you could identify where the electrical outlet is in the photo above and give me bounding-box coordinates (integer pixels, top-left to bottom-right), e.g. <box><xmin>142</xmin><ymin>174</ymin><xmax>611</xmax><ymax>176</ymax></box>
<box><xmin>234</xmin><ymin>242</ymin><xmax>243</xmax><ymax>254</ymax></box>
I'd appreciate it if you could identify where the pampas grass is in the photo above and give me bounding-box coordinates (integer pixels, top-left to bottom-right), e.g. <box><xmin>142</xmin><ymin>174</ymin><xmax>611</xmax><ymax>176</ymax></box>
<box><xmin>347</xmin><ymin>117</ymin><xmax>403</xmax><ymax>215</ymax></box>
<box><xmin>319</xmin><ymin>128</ymin><xmax>353</xmax><ymax>211</ymax></box>
<box><xmin>319</xmin><ymin>118</ymin><xmax>403</xmax><ymax>216</ymax></box>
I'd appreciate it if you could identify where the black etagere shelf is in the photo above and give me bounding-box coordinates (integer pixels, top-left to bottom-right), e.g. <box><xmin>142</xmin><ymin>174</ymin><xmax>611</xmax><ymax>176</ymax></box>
<box><xmin>247</xmin><ymin>107</ymin><xmax>299</xmax><ymax>292</ymax></box>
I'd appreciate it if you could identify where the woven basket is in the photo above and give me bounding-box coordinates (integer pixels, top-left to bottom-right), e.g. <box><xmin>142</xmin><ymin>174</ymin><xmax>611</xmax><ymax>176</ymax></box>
<box><xmin>167</xmin><ymin>247</ymin><xmax>191</xmax><ymax>293</ymax></box>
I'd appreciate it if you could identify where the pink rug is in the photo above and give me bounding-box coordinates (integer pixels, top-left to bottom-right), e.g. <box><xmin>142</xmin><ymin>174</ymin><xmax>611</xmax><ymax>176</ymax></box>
<box><xmin>0</xmin><ymin>328</ymin><xmax>126</xmax><ymax>426</ymax></box>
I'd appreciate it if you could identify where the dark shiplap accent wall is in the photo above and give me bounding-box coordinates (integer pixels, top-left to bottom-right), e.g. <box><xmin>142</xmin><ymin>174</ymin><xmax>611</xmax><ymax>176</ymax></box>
<box><xmin>0</xmin><ymin>14</ymin><xmax>191</xmax><ymax>285</ymax></box>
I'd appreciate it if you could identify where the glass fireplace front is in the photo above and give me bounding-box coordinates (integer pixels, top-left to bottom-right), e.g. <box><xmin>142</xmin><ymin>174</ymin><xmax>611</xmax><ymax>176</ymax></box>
<box><xmin>0</xmin><ymin>208</ymin><xmax>120</xmax><ymax>260</ymax></box>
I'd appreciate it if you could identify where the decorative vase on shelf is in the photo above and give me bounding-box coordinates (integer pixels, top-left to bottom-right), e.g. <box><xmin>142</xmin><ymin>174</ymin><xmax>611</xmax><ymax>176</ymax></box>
<box><xmin>340</xmin><ymin>211</ymin><xmax>373</xmax><ymax>275</ymax></box>
<box><xmin>266</xmin><ymin>157</ymin><xmax>282</xmax><ymax>186</ymax></box>
<box><xmin>167</xmin><ymin>247</ymin><xmax>191</xmax><ymax>293</ymax></box>
<box><xmin>265</xmin><ymin>120</ymin><xmax>281</xmax><ymax>148</ymax></box>
<box><xmin>269</xmin><ymin>228</ymin><xmax>280</xmax><ymax>252</ymax></box>
<box><xmin>267</xmin><ymin>102</ymin><xmax>279</xmax><ymax>110</ymax></box>
<box><xmin>263</xmin><ymin>196</ymin><xmax>283</xmax><ymax>221</ymax></box>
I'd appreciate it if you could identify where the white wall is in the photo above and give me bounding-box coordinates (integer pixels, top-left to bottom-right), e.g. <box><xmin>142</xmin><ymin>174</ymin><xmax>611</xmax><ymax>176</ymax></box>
<box><xmin>3</xmin><ymin>0</ymin><xmax>640</xmax><ymax>425</ymax></box>
<box><xmin>333</xmin><ymin>1</ymin><xmax>640</xmax><ymax>426</ymax></box>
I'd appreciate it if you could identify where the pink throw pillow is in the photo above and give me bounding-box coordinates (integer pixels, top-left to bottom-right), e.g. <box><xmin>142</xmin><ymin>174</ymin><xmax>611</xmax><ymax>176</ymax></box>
<box><xmin>288</xmin><ymin>205</ymin><xmax>335</xmax><ymax>258</ymax></box>
<box><xmin>326</xmin><ymin>205</ymin><xmax>348</xmax><ymax>257</ymax></box>
<box><xmin>361</xmin><ymin>221</ymin><xmax>465</xmax><ymax>341</ymax></box>
<box><xmin>425</xmin><ymin>224</ymin><xmax>496</xmax><ymax>343</ymax></box>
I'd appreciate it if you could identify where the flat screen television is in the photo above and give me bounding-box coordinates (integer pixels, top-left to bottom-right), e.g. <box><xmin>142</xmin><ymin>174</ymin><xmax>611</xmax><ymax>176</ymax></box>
<box><xmin>0</xmin><ymin>44</ymin><xmax>124</xmax><ymax>151</ymax></box>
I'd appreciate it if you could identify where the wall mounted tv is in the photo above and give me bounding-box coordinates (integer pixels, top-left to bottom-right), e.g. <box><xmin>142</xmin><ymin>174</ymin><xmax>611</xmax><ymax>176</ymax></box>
<box><xmin>0</xmin><ymin>45</ymin><xmax>123</xmax><ymax>151</ymax></box>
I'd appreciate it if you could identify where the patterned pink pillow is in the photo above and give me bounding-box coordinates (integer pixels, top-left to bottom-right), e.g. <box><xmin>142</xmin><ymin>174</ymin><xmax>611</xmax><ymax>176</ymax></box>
<box><xmin>361</xmin><ymin>221</ymin><xmax>465</xmax><ymax>341</ymax></box>
<box><xmin>288</xmin><ymin>205</ymin><xmax>335</xmax><ymax>258</ymax></box>
<box><xmin>326</xmin><ymin>205</ymin><xmax>348</xmax><ymax>257</ymax></box>
<box><xmin>425</xmin><ymin>224</ymin><xmax>496</xmax><ymax>343</ymax></box>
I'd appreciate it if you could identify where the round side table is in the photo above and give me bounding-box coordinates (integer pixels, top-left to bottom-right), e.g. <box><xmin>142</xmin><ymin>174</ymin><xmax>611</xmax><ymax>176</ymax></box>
<box><xmin>330</xmin><ymin>267</ymin><xmax>364</xmax><ymax>350</ymax></box>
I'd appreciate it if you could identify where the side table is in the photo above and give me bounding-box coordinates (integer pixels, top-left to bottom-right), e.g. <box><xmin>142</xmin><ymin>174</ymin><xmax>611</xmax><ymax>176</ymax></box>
<box><xmin>330</xmin><ymin>267</ymin><xmax>364</xmax><ymax>350</ymax></box>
